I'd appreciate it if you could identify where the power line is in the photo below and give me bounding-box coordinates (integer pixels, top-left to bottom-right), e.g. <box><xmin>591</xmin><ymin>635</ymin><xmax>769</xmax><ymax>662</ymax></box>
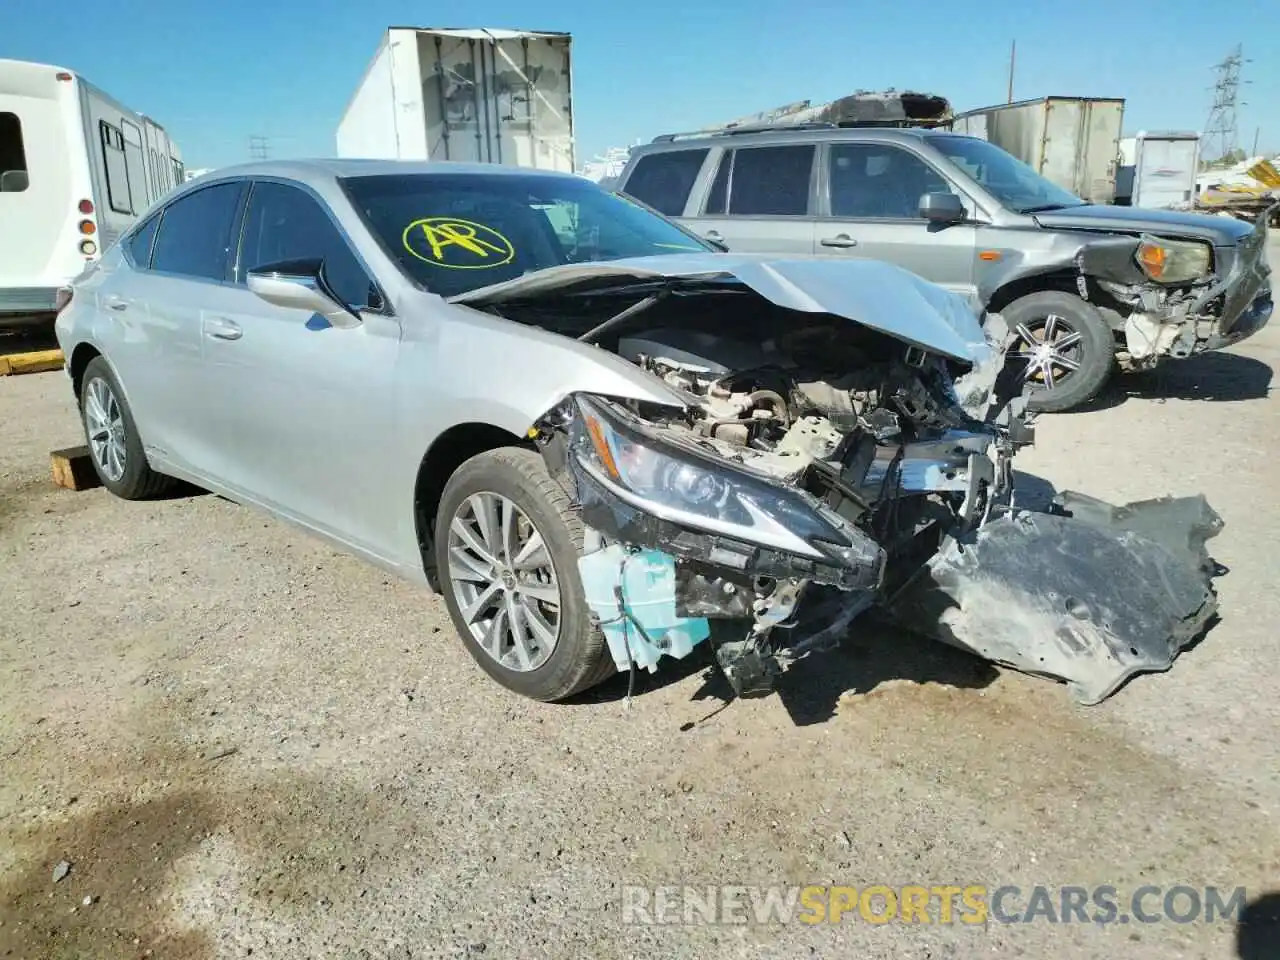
<box><xmin>1204</xmin><ymin>44</ymin><xmax>1250</xmax><ymax>162</ymax></box>
<box><xmin>248</xmin><ymin>135</ymin><xmax>270</xmax><ymax>161</ymax></box>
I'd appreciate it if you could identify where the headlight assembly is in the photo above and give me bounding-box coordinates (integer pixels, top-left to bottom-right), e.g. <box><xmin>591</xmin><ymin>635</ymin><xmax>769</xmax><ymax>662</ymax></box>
<box><xmin>1136</xmin><ymin>236</ymin><xmax>1212</xmax><ymax>284</ymax></box>
<box><xmin>571</xmin><ymin>395</ymin><xmax>852</xmax><ymax>559</ymax></box>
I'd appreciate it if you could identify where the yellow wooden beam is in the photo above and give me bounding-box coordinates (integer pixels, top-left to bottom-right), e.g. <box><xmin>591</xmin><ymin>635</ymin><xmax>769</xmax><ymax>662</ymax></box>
<box><xmin>0</xmin><ymin>349</ymin><xmax>64</xmax><ymax>376</ymax></box>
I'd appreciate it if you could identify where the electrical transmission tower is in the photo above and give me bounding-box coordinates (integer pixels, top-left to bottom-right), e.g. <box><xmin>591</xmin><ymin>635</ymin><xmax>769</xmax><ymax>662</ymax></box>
<box><xmin>1203</xmin><ymin>45</ymin><xmax>1249</xmax><ymax>162</ymax></box>
<box><xmin>248</xmin><ymin>135</ymin><xmax>270</xmax><ymax>161</ymax></box>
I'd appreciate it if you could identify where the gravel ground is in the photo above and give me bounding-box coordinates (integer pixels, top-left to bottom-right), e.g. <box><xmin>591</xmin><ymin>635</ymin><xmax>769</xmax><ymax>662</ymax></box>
<box><xmin>2</xmin><ymin>245</ymin><xmax>1278</xmax><ymax>959</ymax></box>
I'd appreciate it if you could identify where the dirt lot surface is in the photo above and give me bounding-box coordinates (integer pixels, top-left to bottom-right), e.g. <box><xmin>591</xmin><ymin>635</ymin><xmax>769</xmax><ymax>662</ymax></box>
<box><xmin>2</xmin><ymin>246</ymin><xmax>1279</xmax><ymax>959</ymax></box>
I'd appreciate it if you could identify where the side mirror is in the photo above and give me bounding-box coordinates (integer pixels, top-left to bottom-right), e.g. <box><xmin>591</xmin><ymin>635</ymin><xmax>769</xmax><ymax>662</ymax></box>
<box><xmin>246</xmin><ymin>258</ymin><xmax>361</xmax><ymax>329</ymax></box>
<box><xmin>919</xmin><ymin>191</ymin><xmax>967</xmax><ymax>224</ymax></box>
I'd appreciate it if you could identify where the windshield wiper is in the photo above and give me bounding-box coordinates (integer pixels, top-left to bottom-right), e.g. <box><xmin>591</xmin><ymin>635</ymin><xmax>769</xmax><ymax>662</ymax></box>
<box><xmin>1019</xmin><ymin>202</ymin><xmax>1085</xmax><ymax>214</ymax></box>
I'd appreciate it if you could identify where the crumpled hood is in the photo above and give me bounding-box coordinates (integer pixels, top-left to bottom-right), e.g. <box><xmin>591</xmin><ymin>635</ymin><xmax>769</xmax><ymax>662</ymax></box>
<box><xmin>450</xmin><ymin>253</ymin><xmax>992</xmax><ymax>364</ymax></box>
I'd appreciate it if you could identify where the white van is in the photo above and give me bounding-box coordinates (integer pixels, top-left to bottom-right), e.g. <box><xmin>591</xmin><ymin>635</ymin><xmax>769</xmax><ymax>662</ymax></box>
<box><xmin>0</xmin><ymin>59</ymin><xmax>184</xmax><ymax>327</ymax></box>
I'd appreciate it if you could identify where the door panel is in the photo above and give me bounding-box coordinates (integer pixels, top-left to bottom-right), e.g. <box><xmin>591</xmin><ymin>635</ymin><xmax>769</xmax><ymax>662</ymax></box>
<box><xmin>116</xmin><ymin>181</ymin><xmax>246</xmax><ymax>470</ymax></box>
<box><xmin>680</xmin><ymin>143</ymin><xmax>818</xmax><ymax>254</ymax></box>
<box><xmin>197</xmin><ymin>286</ymin><xmax>400</xmax><ymax>556</ymax></box>
<box><xmin>817</xmin><ymin>142</ymin><xmax>978</xmax><ymax>306</ymax></box>
<box><xmin>197</xmin><ymin>180</ymin><xmax>401</xmax><ymax>556</ymax></box>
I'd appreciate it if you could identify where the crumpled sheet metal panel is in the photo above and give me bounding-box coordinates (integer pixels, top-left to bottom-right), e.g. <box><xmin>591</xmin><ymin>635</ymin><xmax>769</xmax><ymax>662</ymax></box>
<box><xmin>890</xmin><ymin>494</ymin><xmax>1223</xmax><ymax>704</ymax></box>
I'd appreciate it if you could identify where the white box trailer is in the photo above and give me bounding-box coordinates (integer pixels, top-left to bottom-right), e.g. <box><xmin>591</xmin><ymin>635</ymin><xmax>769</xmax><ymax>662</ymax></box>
<box><xmin>0</xmin><ymin>58</ymin><xmax>183</xmax><ymax>325</ymax></box>
<box><xmin>950</xmin><ymin>96</ymin><xmax>1125</xmax><ymax>204</ymax></box>
<box><xmin>337</xmin><ymin>27</ymin><xmax>575</xmax><ymax>172</ymax></box>
<box><xmin>1115</xmin><ymin>131</ymin><xmax>1200</xmax><ymax>209</ymax></box>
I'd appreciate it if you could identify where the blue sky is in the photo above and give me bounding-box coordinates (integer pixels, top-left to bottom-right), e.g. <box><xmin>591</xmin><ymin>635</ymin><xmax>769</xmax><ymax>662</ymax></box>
<box><xmin>5</xmin><ymin>0</ymin><xmax>1276</xmax><ymax>169</ymax></box>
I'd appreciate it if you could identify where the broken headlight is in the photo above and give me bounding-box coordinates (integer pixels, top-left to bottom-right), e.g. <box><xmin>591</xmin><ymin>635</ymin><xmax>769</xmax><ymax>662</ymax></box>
<box><xmin>1136</xmin><ymin>236</ymin><xmax>1212</xmax><ymax>284</ymax></box>
<box><xmin>572</xmin><ymin>395</ymin><xmax>850</xmax><ymax>559</ymax></box>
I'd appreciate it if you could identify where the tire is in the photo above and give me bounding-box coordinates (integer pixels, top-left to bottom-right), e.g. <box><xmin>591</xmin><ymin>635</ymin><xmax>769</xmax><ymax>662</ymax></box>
<box><xmin>78</xmin><ymin>357</ymin><xmax>175</xmax><ymax>499</ymax></box>
<box><xmin>1003</xmin><ymin>291</ymin><xmax>1116</xmax><ymax>413</ymax></box>
<box><xmin>434</xmin><ymin>447</ymin><xmax>614</xmax><ymax>701</ymax></box>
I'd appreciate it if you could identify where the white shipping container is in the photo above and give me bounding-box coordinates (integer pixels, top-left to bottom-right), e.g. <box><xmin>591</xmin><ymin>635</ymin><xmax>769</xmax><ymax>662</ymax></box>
<box><xmin>337</xmin><ymin>27</ymin><xmax>575</xmax><ymax>172</ymax></box>
<box><xmin>951</xmin><ymin>96</ymin><xmax>1125</xmax><ymax>204</ymax></box>
<box><xmin>1127</xmin><ymin>131</ymin><xmax>1200</xmax><ymax>209</ymax></box>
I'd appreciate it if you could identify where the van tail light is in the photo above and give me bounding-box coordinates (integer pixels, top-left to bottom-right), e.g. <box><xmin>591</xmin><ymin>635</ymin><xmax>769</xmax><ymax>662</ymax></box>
<box><xmin>78</xmin><ymin>198</ymin><xmax>94</xmax><ymax>215</ymax></box>
<box><xmin>54</xmin><ymin>287</ymin><xmax>73</xmax><ymax>313</ymax></box>
<box><xmin>79</xmin><ymin>239</ymin><xmax>98</xmax><ymax>256</ymax></box>
<box><xmin>78</xmin><ymin>219</ymin><xmax>96</xmax><ymax>236</ymax></box>
<box><xmin>55</xmin><ymin>72</ymin><xmax>73</xmax><ymax>82</ymax></box>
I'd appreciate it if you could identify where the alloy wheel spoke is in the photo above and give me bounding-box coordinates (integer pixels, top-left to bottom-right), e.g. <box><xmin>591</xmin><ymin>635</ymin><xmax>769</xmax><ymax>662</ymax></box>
<box><xmin>480</xmin><ymin>608</ymin><xmax>507</xmax><ymax>658</ymax></box>
<box><xmin>519</xmin><ymin>596</ymin><xmax>558</xmax><ymax>647</ymax></box>
<box><xmin>504</xmin><ymin>593</ymin><xmax>534</xmax><ymax>670</ymax></box>
<box><xmin>467</xmin><ymin>494</ymin><xmax>501</xmax><ymax>558</ymax></box>
<box><xmin>450</xmin><ymin>515</ymin><xmax>496</xmax><ymax>566</ymax></box>
<box><xmin>512</xmin><ymin>531</ymin><xmax>549</xmax><ymax>572</ymax></box>
<box><xmin>85</xmin><ymin>391</ymin><xmax>106</xmax><ymax>429</ymax></box>
<box><xmin>1052</xmin><ymin>331</ymin><xmax>1082</xmax><ymax>350</ymax></box>
<box><xmin>1044</xmin><ymin>313</ymin><xmax>1061</xmax><ymax>340</ymax></box>
<box><xmin>1015</xmin><ymin>323</ymin><xmax>1039</xmax><ymax>347</ymax></box>
<box><xmin>1050</xmin><ymin>353</ymin><xmax>1081</xmax><ymax>372</ymax></box>
<box><xmin>461</xmin><ymin>581</ymin><xmax>502</xmax><ymax>623</ymax></box>
<box><xmin>517</xmin><ymin>581</ymin><xmax>560</xmax><ymax>606</ymax></box>
<box><xmin>499</xmin><ymin>497</ymin><xmax>519</xmax><ymax>566</ymax></box>
<box><xmin>449</xmin><ymin>545</ymin><xmax>495</xmax><ymax>583</ymax></box>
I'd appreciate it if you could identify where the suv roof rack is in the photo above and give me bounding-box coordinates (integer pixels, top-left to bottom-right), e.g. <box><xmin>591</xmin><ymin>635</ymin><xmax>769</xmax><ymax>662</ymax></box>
<box><xmin>651</xmin><ymin>118</ymin><xmax>948</xmax><ymax>144</ymax></box>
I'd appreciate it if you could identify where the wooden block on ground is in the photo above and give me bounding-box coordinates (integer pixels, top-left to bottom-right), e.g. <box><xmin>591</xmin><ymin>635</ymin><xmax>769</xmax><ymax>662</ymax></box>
<box><xmin>0</xmin><ymin>349</ymin><xmax>63</xmax><ymax>376</ymax></box>
<box><xmin>51</xmin><ymin>445</ymin><xmax>100</xmax><ymax>491</ymax></box>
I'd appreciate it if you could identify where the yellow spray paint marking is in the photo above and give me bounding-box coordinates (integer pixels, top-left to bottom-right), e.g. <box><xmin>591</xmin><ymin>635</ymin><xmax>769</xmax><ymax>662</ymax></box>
<box><xmin>402</xmin><ymin>217</ymin><xmax>516</xmax><ymax>269</ymax></box>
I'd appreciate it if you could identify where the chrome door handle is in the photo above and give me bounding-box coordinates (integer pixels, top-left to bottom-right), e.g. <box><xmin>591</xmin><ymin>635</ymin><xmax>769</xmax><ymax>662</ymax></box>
<box><xmin>205</xmin><ymin>317</ymin><xmax>243</xmax><ymax>341</ymax></box>
<box><xmin>820</xmin><ymin>234</ymin><xmax>858</xmax><ymax>249</ymax></box>
<box><xmin>705</xmin><ymin>230</ymin><xmax>724</xmax><ymax>242</ymax></box>
<box><xmin>105</xmin><ymin>296</ymin><xmax>128</xmax><ymax>312</ymax></box>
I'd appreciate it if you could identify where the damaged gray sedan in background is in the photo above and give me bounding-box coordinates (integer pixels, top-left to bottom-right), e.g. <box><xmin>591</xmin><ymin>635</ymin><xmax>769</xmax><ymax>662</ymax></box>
<box><xmin>55</xmin><ymin>161</ymin><xmax>1224</xmax><ymax>707</ymax></box>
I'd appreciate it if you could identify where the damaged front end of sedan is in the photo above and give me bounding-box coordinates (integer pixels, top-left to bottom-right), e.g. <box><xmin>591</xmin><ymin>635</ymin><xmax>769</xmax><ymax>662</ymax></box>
<box><xmin>486</xmin><ymin>257</ymin><xmax>1224</xmax><ymax>704</ymax></box>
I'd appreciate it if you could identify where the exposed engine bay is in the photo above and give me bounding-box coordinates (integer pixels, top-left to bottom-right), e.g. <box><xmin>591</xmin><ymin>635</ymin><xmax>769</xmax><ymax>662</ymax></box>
<box><xmin>504</xmin><ymin>269</ymin><xmax>1224</xmax><ymax>706</ymax></box>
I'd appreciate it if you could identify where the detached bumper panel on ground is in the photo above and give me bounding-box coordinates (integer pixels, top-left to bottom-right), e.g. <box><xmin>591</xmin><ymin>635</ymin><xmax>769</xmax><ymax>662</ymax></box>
<box><xmin>890</xmin><ymin>493</ymin><xmax>1224</xmax><ymax>704</ymax></box>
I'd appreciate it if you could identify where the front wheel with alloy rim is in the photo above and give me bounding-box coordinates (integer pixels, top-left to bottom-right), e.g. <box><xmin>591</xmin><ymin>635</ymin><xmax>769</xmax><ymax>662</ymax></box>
<box><xmin>78</xmin><ymin>356</ymin><xmax>175</xmax><ymax>499</ymax></box>
<box><xmin>434</xmin><ymin>447</ymin><xmax>613</xmax><ymax>701</ymax></box>
<box><xmin>1002</xmin><ymin>291</ymin><xmax>1116</xmax><ymax>413</ymax></box>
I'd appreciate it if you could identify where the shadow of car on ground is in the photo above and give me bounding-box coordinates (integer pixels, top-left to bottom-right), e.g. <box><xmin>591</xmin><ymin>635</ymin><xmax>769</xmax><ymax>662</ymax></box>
<box><xmin>1072</xmin><ymin>350</ymin><xmax>1273</xmax><ymax>413</ymax></box>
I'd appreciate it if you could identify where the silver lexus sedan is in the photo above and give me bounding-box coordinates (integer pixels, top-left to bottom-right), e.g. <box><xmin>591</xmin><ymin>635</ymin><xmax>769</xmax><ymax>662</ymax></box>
<box><xmin>54</xmin><ymin>160</ymin><xmax>1224</xmax><ymax>706</ymax></box>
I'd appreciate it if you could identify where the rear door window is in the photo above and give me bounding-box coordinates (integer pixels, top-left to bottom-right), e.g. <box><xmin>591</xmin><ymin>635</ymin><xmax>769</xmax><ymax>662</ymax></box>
<box><xmin>703</xmin><ymin>145</ymin><xmax>815</xmax><ymax>216</ymax></box>
<box><xmin>150</xmin><ymin>182</ymin><xmax>246</xmax><ymax>282</ymax></box>
<box><xmin>126</xmin><ymin>214</ymin><xmax>161</xmax><ymax>268</ymax></box>
<box><xmin>238</xmin><ymin>180</ymin><xmax>378</xmax><ymax>310</ymax></box>
<box><xmin>0</xmin><ymin>112</ymin><xmax>29</xmax><ymax>192</ymax></box>
<box><xmin>827</xmin><ymin>143</ymin><xmax>952</xmax><ymax>219</ymax></box>
<box><xmin>620</xmin><ymin>149</ymin><xmax>708</xmax><ymax>216</ymax></box>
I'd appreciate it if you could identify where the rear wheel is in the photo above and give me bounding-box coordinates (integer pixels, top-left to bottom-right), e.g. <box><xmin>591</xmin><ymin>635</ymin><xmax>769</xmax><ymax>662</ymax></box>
<box><xmin>434</xmin><ymin>447</ymin><xmax>613</xmax><ymax>701</ymax></box>
<box><xmin>79</xmin><ymin>357</ymin><xmax>174</xmax><ymax>499</ymax></box>
<box><xmin>1003</xmin><ymin>291</ymin><xmax>1115</xmax><ymax>413</ymax></box>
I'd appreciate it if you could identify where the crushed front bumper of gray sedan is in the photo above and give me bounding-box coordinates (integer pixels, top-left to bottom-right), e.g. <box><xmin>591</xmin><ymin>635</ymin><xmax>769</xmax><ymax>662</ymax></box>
<box><xmin>501</xmin><ymin>256</ymin><xmax>1227</xmax><ymax>705</ymax></box>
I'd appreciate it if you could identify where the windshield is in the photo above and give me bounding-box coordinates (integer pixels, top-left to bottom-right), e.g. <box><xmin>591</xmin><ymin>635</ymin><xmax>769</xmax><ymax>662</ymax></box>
<box><xmin>927</xmin><ymin>136</ymin><xmax>1087</xmax><ymax>214</ymax></box>
<box><xmin>341</xmin><ymin>172</ymin><xmax>712</xmax><ymax>298</ymax></box>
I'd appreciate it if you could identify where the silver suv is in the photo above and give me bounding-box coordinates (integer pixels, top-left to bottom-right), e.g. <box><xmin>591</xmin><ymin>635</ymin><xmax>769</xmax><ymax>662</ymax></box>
<box><xmin>615</xmin><ymin>125</ymin><xmax>1273</xmax><ymax>412</ymax></box>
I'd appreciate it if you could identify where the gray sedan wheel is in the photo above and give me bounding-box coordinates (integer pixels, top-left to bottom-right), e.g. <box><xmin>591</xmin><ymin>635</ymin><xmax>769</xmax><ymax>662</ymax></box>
<box><xmin>434</xmin><ymin>447</ymin><xmax>614</xmax><ymax>701</ymax></box>
<box><xmin>78</xmin><ymin>356</ymin><xmax>174</xmax><ymax>499</ymax></box>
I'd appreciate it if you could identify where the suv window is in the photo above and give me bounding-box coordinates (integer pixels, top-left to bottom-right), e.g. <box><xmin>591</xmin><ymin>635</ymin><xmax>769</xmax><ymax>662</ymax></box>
<box><xmin>704</xmin><ymin>145</ymin><xmax>815</xmax><ymax>216</ymax></box>
<box><xmin>126</xmin><ymin>214</ymin><xmax>161</xmax><ymax>268</ymax></box>
<box><xmin>238</xmin><ymin>181</ymin><xmax>377</xmax><ymax>310</ymax></box>
<box><xmin>151</xmin><ymin>182</ymin><xmax>245</xmax><ymax>281</ymax></box>
<box><xmin>621</xmin><ymin>149</ymin><xmax>708</xmax><ymax>216</ymax></box>
<box><xmin>827</xmin><ymin>143</ymin><xmax>952</xmax><ymax>219</ymax></box>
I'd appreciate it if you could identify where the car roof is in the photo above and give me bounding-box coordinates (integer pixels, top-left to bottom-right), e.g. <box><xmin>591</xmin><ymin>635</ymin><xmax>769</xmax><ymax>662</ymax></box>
<box><xmin>188</xmin><ymin>158</ymin><xmax>586</xmax><ymax>189</ymax></box>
